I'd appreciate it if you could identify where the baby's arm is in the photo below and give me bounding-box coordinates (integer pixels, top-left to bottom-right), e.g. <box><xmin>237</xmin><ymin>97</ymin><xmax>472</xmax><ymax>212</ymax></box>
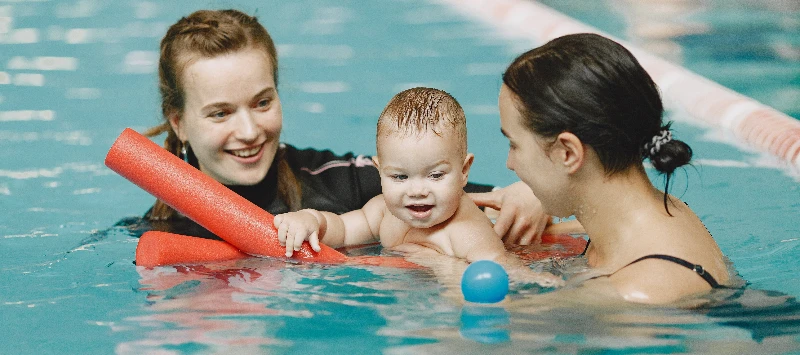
<box><xmin>448</xmin><ymin>220</ymin><xmax>507</xmax><ymax>263</ymax></box>
<box><xmin>451</xmin><ymin>222</ymin><xmax>564</xmax><ymax>288</ymax></box>
<box><xmin>274</xmin><ymin>196</ymin><xmax>386</xmax><ymax>257</ymax></box>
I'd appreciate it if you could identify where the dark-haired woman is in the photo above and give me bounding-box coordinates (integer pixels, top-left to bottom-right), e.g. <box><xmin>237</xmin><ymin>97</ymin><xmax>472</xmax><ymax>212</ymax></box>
<box><xmin>139</xmin><ymin>9</ymin><xmax>550</xmax><ymax>243</ymax></box>
<box><xmin>498</xmin><ymin>33</ymin><xmax>732</xmax><ymax>303</ymax></box>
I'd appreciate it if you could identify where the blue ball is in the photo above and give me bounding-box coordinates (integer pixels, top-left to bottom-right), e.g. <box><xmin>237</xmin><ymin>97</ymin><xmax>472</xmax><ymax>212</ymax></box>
<box><xmin>461</xmin><ymin>260</ymin><xmax>509</xmax><ymax>303</ymax></box>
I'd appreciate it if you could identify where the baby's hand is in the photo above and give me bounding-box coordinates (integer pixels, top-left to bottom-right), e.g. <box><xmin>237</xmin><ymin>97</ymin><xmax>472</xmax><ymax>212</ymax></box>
<box><xmin>507</xmin><ymin>265</ymin><xmax>565</xmax><ymax>288</ymax></box>
<box><xmin>274</xmin><ymin>210</ymin><xmax>322</xmax><ymax>257</ymax></box>
<box><xmin>532</xmin><ymin>271</ymin><xmax>565</xmax><ymax>288</ymax></box>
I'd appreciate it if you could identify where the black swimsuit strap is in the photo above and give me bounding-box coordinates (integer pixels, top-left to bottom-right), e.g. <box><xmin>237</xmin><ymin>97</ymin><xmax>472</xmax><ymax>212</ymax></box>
<box><xmin>580</xmin><ymin>238</ymin><xmax>590</xmax><ymax>255</ymax></box>
<box><xmin>625</xmin><ymin>254</ymin><xmax>721</xmax><ymax>288</ymax></box>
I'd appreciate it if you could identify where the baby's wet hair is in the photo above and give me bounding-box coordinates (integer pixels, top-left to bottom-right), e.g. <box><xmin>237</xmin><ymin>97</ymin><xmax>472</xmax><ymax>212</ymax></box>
<box><xmin>376</xmin><ymin>87</ymin><xmax>467</xmax><ymax>157</ymax></box>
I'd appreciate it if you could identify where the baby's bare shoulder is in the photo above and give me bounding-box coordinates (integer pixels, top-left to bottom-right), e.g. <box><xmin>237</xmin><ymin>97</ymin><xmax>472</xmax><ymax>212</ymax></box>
<box><xmin>446</xmin><ymin>215</ymin><xmax>494</xmax><ymax>236</ymax></box>
<box><xmin>448</xmin><ymin>199</ymin><xmax>496</xmax><ymax>236</ymax></box>
<box><xmin>445</xmin><ymin>208</ymin><xmax>502</xmax><ymax>255</ymax></box>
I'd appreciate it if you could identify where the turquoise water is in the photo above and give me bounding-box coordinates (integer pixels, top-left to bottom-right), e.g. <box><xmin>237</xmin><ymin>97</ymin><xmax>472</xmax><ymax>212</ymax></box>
<box><xmin>1</xmin><ymin>0</ymin><xmax>799</xmax><ymax>354</ymax></box>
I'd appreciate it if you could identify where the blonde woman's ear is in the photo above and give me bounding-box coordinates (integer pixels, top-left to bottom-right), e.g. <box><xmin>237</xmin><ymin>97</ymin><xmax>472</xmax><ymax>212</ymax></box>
<box><xmin>168</xmin><ymin>113</ymin><xmax>185</xmax><ymax>141</ymax></box>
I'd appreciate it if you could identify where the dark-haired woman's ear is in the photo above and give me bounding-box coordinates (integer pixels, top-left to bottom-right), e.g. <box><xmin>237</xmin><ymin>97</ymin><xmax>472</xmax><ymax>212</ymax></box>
<box><xmin>553</xmin><ymin>132</ymin><xmax>584</xmax><ymax>174</ymax></box>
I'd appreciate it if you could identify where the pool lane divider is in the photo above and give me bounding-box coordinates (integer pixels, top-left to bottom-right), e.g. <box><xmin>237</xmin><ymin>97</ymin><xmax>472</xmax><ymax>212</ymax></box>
<box><xmin>439</xmin><ymin>0</ymin><xmax>800</xmax><ymax>168</ymax></box>
<box><xmin>105</xmin><ymin>128</ymin><xmax>348</xmax><ymax>264</ymax></box>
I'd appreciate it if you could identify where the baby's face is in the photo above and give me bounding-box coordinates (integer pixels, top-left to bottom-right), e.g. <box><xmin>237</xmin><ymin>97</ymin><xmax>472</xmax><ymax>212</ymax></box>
<box><xmin>376</xmin><ymin>130</ymin><xmax>469</xmax><ymax>229</ymax></box>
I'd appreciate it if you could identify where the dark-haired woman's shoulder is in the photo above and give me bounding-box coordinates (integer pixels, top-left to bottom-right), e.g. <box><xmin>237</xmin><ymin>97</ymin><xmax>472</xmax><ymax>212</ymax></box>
<box><xmin>608</xmin><ymin>257</ymin><xmax>719</xmax><ymax>304</ymax></box>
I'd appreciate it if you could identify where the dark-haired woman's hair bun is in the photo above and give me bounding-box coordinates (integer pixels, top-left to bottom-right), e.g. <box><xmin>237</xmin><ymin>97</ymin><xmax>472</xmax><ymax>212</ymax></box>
<box><xmin>648</xmin><ymin>139</ymin><xmax>692</xmax><ymax>174</ymax></box>
<box><xmin>642</xmin><ymin>124</ymin><xmax>693</xmax><ymax>216</ymax></box>
<box><xmin>643</xmin><ymin>124</ymin><xmax>692</xmax><ymax>174</ymax></box>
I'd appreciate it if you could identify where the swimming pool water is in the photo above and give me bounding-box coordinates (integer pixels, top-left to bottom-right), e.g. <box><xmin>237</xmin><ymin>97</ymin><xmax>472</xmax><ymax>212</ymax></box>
<box><xmin>1</xmin><ymin>0</ymin><xmax>799</xmax><ymax>354</ymax></box>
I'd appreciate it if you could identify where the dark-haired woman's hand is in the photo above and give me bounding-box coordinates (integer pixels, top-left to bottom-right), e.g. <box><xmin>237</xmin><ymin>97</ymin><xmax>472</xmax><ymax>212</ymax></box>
<box><xmin>468</xmin><ymin>181</ymin><xmax>551</xmax><ymax>245</ymax></box>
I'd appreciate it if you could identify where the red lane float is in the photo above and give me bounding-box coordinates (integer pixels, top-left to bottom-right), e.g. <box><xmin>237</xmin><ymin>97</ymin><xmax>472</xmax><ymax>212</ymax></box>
<box><xmin>512</xmin><ymin>234</ymin><xmax>587</xmax><ymax>261</ymax></box>
<box><xmin>106</xmin><ymin>128</ymin><xmax>347</xmax><ymax>263</ymax></box>
<box><xmin>135</xmin><ymin>230</ymin><xmax>423</xmax><ymax>269</ymax></box>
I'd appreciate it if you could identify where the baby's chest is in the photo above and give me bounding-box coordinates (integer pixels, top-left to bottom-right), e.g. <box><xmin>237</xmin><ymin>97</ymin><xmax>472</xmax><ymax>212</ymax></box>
<box><xmin>380</xmin><ymin>220</ymin><xmax>454</xmax><ymax>256</ymax></box>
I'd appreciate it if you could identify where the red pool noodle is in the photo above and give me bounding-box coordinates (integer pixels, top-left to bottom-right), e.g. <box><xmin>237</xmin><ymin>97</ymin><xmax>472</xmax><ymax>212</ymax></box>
<box><xmin>106</xmin><ymin>128</ymin><xmax>347</xmax><ymax>263</ymax></box>
<box><xmin>136</xmin><ymin>231</ymin><xmax>249</xmax><ymax>267</ymax></box>
<box><xmin>136</xmin><ymin>230</ymin><xmax>423</xmax><ymax>269</ymax></box>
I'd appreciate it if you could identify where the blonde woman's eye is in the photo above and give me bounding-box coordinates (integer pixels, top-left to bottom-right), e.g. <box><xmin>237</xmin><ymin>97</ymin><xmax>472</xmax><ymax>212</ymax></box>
<box><xmin>391</xmin><ymin>174</ymin><xmax>407</xmax><ymax>181</ymax></box>
<box><xmin>257</xmin><ymin>99</ymin><xmax>270</xmax><ymax>108</ymax></box>
<box><xmin>210</xmin><ymin>111</ymin><xmax>226</xmax><ymax>119</ymax></box>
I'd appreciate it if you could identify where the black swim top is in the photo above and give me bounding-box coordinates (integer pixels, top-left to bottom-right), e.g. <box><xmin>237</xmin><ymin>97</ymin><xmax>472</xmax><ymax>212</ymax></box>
<box><xmin>583</xmin><ymin>239</ymin><xmax>721</xmax><ymax>289</ymax></box>
<box><xmin>623</xmin><ymin>254</ymin><xmax>721</xmax><ymax>288</ymax></box>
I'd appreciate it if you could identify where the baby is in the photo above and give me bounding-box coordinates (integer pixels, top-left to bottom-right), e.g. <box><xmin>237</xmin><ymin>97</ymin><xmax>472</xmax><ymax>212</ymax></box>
<box><xmin>274</xmin><ymin>87</ymin><xmax>560</xmax><ymax>286</ymax></box>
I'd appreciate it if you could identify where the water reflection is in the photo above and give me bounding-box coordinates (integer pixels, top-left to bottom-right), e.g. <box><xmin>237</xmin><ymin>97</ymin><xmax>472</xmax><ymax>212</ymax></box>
<box><xmin>122</xmin><ymin>257</ymin><xmax>445</xmax><ymax>353</ymax></box>
<box><xmin>459</xmin><ymin>305</ymin><xmax>511</xmax><ymax>344</ymax></box>
<box><xmin>72</xmin><ymin>222</ymin><xmax>796</xmax><ymax>354</ymax></box>
<box><xmin>121</xmin><ymin>263</ymin><xmax>280</xmax><ymax>354</ymax></box>
<box><xmin>397</xmin><ymin>250</ymin><xmax>800</xmax><ymax>352</ymax></box>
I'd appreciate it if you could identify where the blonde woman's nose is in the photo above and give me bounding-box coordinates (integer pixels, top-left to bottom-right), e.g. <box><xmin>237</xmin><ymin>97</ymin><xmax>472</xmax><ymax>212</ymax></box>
<box><xmin>233</xmin><ymin>110</ymin><xmax>259</xmax><ymax>141</ymax></box>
